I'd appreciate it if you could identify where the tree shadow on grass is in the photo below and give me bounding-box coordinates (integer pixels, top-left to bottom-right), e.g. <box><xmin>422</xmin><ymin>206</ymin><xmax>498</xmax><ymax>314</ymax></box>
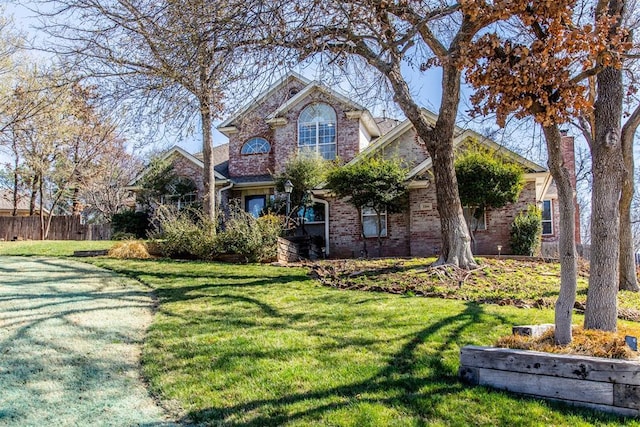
<box><xmin>169</xmin><ymin>302</ymin><xmax>479</xmax><ymax>426</ymax></box>
<box><xmin>168</xmin><ymin>292</ymin><xmax>627</xmax><ymax>427</ymax></box>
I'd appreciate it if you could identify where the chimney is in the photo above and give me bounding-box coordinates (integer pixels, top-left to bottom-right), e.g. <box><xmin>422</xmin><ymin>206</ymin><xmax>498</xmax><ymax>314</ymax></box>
<box><xmin>559</xmin><ymin>130</ymin><xmax>581</xmax><ymax>244</ymax></box>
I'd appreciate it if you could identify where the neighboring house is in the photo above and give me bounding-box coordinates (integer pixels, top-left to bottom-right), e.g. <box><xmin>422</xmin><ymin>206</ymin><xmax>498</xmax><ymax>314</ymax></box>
<box><xmin>0</xmin><ymin>190</ymin><xmax>37</xmax><ymax>216</ymax></box>
<box><xmin>133</xmin><ymin>72</ymin><xmax>578</xmax><ymax>257</ymax></box>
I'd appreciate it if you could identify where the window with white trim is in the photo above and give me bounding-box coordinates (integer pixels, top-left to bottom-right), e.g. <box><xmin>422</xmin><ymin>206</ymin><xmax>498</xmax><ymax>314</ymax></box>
<box><xmin>298</xmin><ymin>103</ymin><xmax>336</xmax><ymax>160</ymax></box>
<box><xmin>463</xmin><ymin>206</ymin><xmax>487</xmax><ymax>231</ymax></box>
<box><xmin>542</xmin><ymin>199</ymin><xmax>553</xmax><ymax>235</ymax></box>
<box><xmin>362</xmin><ymin>206</ymin><xmax>387</xmax><ymax>238</ymax></box>
<box><xmin>241</xmin><ymin>137</ymin><xmax>271</xmax><ymax>155</ymax></box>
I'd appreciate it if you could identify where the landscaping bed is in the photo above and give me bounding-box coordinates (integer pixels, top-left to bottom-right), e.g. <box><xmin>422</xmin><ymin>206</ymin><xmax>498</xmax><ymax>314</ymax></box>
<box><xmin>308</xmin><ymin>257</ymin><xmax>640</xmax><ymax>321</ymax></box>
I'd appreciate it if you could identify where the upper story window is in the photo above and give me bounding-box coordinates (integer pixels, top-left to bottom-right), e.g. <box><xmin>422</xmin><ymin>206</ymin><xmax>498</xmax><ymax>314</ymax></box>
<box><xmin>542</xmin><ymin>200</ymin><xmax>553</xmax><ymax>235</ymax></box>
<box><xmin>298</xmin><ymin>103</ymin><xmax>336</xmax><ymax>160</ymax></box>
<box><xmin>241</xmin><ymin>137</ymin><xmax>271</xmax><ymax>155</ymax></box>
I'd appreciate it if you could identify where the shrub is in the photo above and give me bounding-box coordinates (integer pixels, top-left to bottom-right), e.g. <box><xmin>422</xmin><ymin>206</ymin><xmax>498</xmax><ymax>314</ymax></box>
<box><xmin>108</xmin><ymin>240</ymin><xmax>151</xmax><ymax>259</ymax></box>
<box><xmin>111</xmin><ymin>210</ymin><xmax>149</xmax><ymax>238</ymax></box>
<box><xmin>153</xmin><ymin>207</ymin><xmax>217</xmax><ymax>260</ymax></box>
<box><xmin>510</xmin><ymin>205</ymin><xmax>542</xmax><ymax>256</ymax></box>
<box><xmin>152</xmin><ymin>204</ymin><xmax>283</xmax><ymax>262</ymax></box>
<box><xmin>111</xmin><ymin>231</ymin><xmax>137</xmax><ymax>241</ymax></box>
<box><xmin>216</xmin><ymin>208</ymin><xmax>283</xmax><ymax>263</ymax></box>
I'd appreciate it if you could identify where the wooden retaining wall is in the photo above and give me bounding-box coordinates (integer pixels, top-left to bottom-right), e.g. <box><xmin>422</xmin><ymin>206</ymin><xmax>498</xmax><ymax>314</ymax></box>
<box><xmin>459</xmin><ymin>346</ymin><xmax>640</xmax><ymax>417</ymax></box>
<box><xmin>0</xmin><ymin>216</ymin><xmax>111</xmax><ymax>241</ymax></box>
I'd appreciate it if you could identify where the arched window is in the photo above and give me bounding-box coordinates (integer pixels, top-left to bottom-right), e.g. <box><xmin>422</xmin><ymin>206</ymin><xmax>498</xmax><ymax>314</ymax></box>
<box><xmin>241</xmin><ymin>137</ymin><xmax>271</xmax><ymax>155</ymax></box>
<box><xmin>298</xmin><ymin>103</ymin><xmax>336</xmax><ymax>160</ymax></box>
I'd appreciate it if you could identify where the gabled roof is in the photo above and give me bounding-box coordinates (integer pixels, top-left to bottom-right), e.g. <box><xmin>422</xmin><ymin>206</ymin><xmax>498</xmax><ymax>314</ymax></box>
<box><xmin>265</xmin><ymin>82</ymin><xmax>365</xmax><ymax>120</ymax></box>
<box><xmin>346</xmin><ymin>108</ymin><xmax>546</xmax><ymax>176</ymax></box>
<box><xmin>128</xmin><ymin>145</ymin><xmax>229</xmax><ymax>187</ymax></box>
<box><xmin>264</xmin><ymin>82</ymin><xmax>381</xmax><ymax>138</ymax></box>
<box><xmin>218</xmin><ymin>72</ymin><xmax>311</xmax><ymax>128</ymax></box>
<box><xmin>0</xmin><ymin>189</ymin><xmax>50</xmax><ymax>214</ymax></box>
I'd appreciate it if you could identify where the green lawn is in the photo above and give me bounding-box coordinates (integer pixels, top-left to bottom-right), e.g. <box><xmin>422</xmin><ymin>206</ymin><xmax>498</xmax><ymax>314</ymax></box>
<box><xmin>86</xmin><ymin>257</ymin><xmax>638</xmax><ymax>426</ymax></box>
<box><xmin>2</xmin><ymin>241</ymin><xmax>639</xmax><ymax>425</ymax></box>
<box><xmin>0</xmin><ymin>240</ymin><xmax>116</xmax><ymax>256</ymax></box>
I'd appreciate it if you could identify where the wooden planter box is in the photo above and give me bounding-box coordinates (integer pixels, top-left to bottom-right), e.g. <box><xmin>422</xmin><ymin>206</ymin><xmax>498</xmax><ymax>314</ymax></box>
<box><xmin>459</xmin><ymin>346</ymin><xmax>640</xmax><ymax>417</ymax></box>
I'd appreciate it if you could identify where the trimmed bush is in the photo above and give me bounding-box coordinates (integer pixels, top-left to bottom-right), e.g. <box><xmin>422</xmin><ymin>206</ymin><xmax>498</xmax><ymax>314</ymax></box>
<box><xmin>510</xmin><ymin>205</ymin><xmax>542</xmax><ymax>256</ymax></box>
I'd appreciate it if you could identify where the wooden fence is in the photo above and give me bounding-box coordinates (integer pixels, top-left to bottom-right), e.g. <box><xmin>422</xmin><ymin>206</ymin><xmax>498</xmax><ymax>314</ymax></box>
<box><xmin>0</xmin><ymin>216</ymin><xmax>112</xmax><ymax>241</ymax></box>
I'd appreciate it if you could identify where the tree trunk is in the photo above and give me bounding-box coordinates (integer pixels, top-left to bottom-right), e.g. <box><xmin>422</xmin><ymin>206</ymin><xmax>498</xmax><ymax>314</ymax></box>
<box><xmin>200</xmin><ymin>97</ymin><xmax>216</xmax><ymax>221</ymax></box>
<box><xmin>618</xmin><ymin>103</ymin><xmax>640</xmax><ymax>291</ymax></box>
<box><xmin>71</xmin><ymin>186</ymin><xmax>83</xmax><ymax>216</ymax></box>
<box><xmin>12</xmin><ymin>147</ymin><xmax>19</xmax><ymax>217</ymax></box>
<box><xmin>359</xmin><ymin>207</ymin><xmax>368</xmax><ymax>258</ymax></box>
<box><xmin>543</xmin><ymin>125</ymin><xmax>578</xmax><ymax>345</ymax></box>
<box><xmin>584</xmin><ymin>65</ymin><xmax>624</xmax><ymax>331</ymax></box>
<box><xmin>429</xmin><ymin>63</ymin><xmax>476</xmax><ymax>268</ymax></box>
<box><xmin>39</xmin><ymin>176</ymin><xmax>45</xmax><ymax>240</ymax></box>
<box><xmin>619</xmin><ymin>177</ymin><xmax>638</xmax><ymax>291</ymax></box>
<box><xmin>29</xmin><ymin>175</ymin><xmax>39</xmax><ymax>216</ymax></box>
<box><xmin>385</xmin><ymin>62</ymin><xmax>475</xmax><ymax>268</ymax></box>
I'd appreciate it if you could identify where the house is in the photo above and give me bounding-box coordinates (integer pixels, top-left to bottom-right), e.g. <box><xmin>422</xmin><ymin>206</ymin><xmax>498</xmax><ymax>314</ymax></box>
<box><xmin>0</xmin><ymin>189</ymin><xmax>39</xmax><ymax>216</ymax></box>
<box><xmin>134</xmin><ymin>73</ymin><xmax>576</xmax><ymax>257</ymax></box>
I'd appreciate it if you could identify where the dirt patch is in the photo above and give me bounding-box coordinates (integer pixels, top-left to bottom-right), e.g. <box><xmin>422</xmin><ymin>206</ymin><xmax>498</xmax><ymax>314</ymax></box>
<box><xmin>0</xmin><ymin>256</ymin><xmax>175</xmax><ymax>426</ymax></box>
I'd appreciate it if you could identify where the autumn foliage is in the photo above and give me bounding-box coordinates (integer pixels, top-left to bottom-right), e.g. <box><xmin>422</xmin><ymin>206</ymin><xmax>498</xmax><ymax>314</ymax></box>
<box><xmin>460</xmin><ymin>0</ymin><xmax>629</xmax><ymax>126</ymax></box>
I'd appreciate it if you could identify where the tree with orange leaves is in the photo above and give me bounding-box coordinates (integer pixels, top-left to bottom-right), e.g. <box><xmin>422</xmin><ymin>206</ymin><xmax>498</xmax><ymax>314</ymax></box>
<box><xmin>462</xmin><ymin>0</ymin><xmax>635</xmax><ymax>342</ymax></box>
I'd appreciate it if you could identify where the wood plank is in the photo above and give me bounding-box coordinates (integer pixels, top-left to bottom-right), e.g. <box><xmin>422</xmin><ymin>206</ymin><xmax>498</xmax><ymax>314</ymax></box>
<box><xmin>476</xmin><ymin>367</ymin><xmax>613</xmax><ymax>405</ymax></box>
<box><xmin>461</xmin><ymin>346</ymin><xmax>640</xmax><ymax>385</ymax></box>
<box><xmin>614</xmin><ymin>384</ymin><xmax>640</xmax><ymax>410</ymax></box>
<box><xmin>543</xmin><ymin>396</ymin><xmax>639</xmax><ymax>418</ymax></box>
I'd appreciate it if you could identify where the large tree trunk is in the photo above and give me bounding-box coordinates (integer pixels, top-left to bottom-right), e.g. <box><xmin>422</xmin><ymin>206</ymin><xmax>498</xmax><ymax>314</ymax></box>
<box><xmin>385</xmin><ymin>62</ymin><xmax>475</xmax><ymax>268</ymax></box>
<box><xmin>543</xmin><ymin>125</ymin><xmax>578</xmax><ymax>345</ymax></box>
<box><xmin>428</xmin><ymin>64</ymin><xmax>476</xmax><ymax>268</ymax></box>
<box><xmin>584</xmin><ymin>65</ymin><xmax>624</xmax><ymax>331</ymax></box>
<box><xmin>200</xmin><ymin>97</ymin><xmax>216</xmax><ymax>221</ymax></box>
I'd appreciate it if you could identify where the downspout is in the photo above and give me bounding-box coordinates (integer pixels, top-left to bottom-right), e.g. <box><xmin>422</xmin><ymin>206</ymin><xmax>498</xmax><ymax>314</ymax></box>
<box><xmin>311</xmin><ymin>195</ymin><xmax>330</xmax><ymax>256</ymax></box>
<box><xmin>217</xmin><ymin>181</ymin><xmax>234</xmax><ymax>207</ymax></box>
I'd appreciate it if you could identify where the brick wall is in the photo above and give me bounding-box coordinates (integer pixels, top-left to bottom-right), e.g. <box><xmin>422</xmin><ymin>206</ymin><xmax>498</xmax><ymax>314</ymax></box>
<box><xmin>228</xmin><ymin>83</ymin><xmax>300</xmax><ymax>177</ymax></box>
<box><xmin>170</xmin><ymin>155</ymin><xmax>205</xmax><ymax>197</ymax></box>
<box><xmin>227</xmin><ymin>83</ymin><xmax>365</xmax><ymax>177</ymax></box>
<box><xmin>327</xmin><ymin>196</ymin><xmax>410</xmax><ymax>258</ymax></box>
<box><xmin>472</xmin><ymin>181</ymin><xmax>537</xmax><ymax>255</ymax></box>
<box><xmin>272</xmin><ymin>92</ymin><xmax>363</xmax><ymax>174</ymax></box>
<box><xmin>382</xmin><ymin>130</ymin><xmax>430</xmax><ymax>169</ymax></box>
<box><xmin>325</xmin><ymin>179</ymin><xmax>540</xmax><ymax>258</ymax></box>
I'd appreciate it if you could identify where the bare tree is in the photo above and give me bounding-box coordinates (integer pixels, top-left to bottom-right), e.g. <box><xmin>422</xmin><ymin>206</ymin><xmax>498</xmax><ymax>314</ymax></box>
<box><xmin>39</xmin><ymin>0</ymin><xmax>262</xmax><ymax>219</ymax></box>
<box><xmin>272</xmin><ymin>1</ymin><xmax>514</xmax><ymax>268</ymax></box>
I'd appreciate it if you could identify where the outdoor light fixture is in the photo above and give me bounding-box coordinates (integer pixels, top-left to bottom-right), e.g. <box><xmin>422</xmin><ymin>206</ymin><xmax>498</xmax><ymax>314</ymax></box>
<box><xmin>497</xmin><ymin>245</ymin><xmax>503</xmax><ymax>258</ymax></box>
<box><xmin>284</xmin><ymin>179</ymin><xmax>293</xmax><ymax>216</ymax></box>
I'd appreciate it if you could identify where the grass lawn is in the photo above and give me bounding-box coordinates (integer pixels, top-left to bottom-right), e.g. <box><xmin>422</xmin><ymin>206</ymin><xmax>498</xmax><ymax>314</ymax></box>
<box><xmin>0</xmin><ymin>240</ymin><xmax>117</xmax><ymax>256</ymax></box>
<box><xmin>2</xmin><ymin>241</ymin><xmax>639</xmax><ymax>425</ymax></box>
<box><xmin>85</xmin><ymin>257</ymin><xmax>639</xmax><ymax>426</ymax></box>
